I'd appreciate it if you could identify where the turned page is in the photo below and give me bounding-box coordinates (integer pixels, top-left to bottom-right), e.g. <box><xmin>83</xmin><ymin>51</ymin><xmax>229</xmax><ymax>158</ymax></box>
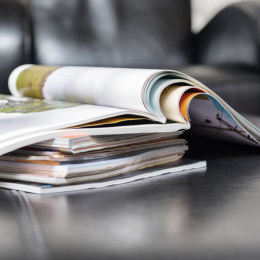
<box><xmin>9</xmin><ymin>65</ymin><xmax>161</xmax><ymax>114</ymax></box>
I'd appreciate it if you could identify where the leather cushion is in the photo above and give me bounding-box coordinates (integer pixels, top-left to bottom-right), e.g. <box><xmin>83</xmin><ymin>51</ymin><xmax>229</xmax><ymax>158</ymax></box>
<box><xmin>0</xmin><ymin>1</ymin><xmax>31</xmax><ymax>94</ymax></box>
<box><xmin>29</xmin><ymin>0</ymin><xmax>192</xmax><ymax>68</ymax></box>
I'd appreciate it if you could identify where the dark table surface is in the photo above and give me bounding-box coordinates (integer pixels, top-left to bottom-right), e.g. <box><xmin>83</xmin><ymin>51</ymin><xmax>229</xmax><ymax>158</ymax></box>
<box><xmin>1</xmin><ymin>136</ymin><xmax>260</xmax><ymax>260</ymax></box>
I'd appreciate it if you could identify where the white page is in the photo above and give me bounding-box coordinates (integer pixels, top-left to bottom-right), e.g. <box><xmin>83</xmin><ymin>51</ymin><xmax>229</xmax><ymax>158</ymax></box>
<box><xmin>0</xmin><ymin>95</ymin><xmax>165</xmax><ymax>155</ymax></box>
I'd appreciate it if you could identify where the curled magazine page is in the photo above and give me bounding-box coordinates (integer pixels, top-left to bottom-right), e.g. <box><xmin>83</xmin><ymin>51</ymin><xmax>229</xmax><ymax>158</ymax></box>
<box><xmin>159</xmin><ymin>85</ymin><xmax>202</xmax><ymax>123</ymax></box>
<box><xmin>8</xmin><ymin>65</ymin><xmax>206</xmax><ymax>118</ymax></box>
<box><xmin>9</xmin><ymin>65</ymin><xmax>161</xmax><ymax>114</ymax></box>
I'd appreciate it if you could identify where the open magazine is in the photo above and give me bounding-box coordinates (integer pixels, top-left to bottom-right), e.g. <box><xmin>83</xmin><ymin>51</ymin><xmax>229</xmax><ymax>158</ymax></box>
<box><xmin>3</xmin><ymin>64</ymin><xmax>259</xmax><ymax>151</ymax></box>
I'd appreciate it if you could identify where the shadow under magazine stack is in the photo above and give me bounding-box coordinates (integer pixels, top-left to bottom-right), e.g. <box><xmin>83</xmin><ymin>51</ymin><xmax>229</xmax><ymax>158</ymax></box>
<box><xmin>0</xmin><ymin>65</ymin><xmax>259</xmax><ymax>193</ymax></box>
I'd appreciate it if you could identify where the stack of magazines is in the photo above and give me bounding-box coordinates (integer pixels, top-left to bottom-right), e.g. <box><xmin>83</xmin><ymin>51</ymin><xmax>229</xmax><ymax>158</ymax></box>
<box><xmin>0</xmin><ymin>65</ymin><xmax>259</xmax><ymax>194</ymax></box>
<box><xmin>0</xmin><ymin>128</ymin><xmax>206</xmax><ymax>194</ymax></box>
<box><xmin>0</xmin><ymin>131</ymin><xmax>189</xmax><ymax>185</ymax></box>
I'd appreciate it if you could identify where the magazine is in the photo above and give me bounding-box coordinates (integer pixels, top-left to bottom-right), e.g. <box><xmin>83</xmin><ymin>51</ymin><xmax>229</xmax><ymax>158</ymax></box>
<box><xmin>0</xmin><ymin>159</ymin><xmax>206</xmax><ymax>194</ymax></box>
<box><xmin>2</xmin><ymin>64</ymin><xmax>259</xmax><ymax>151</ymax></box>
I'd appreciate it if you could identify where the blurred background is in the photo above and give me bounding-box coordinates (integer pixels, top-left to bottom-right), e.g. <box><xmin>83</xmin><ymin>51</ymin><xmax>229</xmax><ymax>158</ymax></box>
<box><xmin>192</xmin><ymin>0</ymin><xmax>248</xmax><ymax>32</ymax></box>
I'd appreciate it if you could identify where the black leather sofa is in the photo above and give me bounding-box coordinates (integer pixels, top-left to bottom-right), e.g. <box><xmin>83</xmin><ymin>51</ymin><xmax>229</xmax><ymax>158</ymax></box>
<box><xmin>1</xmin><ymin>0</ymin><xmax>260</xmax><ymax>115</ymax></box>
<box><xmin>0</xmin><ymin>1</ymin><xmax>260</xmax><ymax>259</ymax></box>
